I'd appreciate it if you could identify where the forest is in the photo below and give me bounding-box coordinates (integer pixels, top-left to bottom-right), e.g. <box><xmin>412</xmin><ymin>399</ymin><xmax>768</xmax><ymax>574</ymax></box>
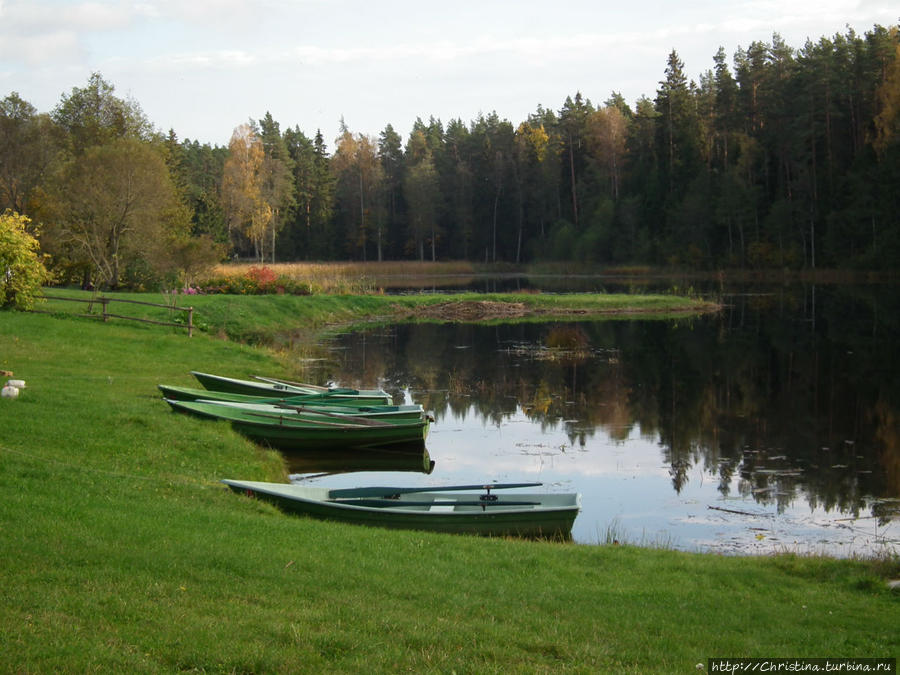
<box><xmin>1</xmin><ymin>24</ymin><xmax>899</xmax><ymax>289</ymax></box>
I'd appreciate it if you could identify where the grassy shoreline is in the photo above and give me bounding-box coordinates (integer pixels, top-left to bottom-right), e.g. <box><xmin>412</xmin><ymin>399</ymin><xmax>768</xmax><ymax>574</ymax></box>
<box><xmin>2</xmin><ymin>295</ymin><xmax>897</xmax><ymax>672</ymax></box>
<box><xmin>39</xmin><ymin>287</ymin><xmax>719</xmax><ymax>345</ymax></box>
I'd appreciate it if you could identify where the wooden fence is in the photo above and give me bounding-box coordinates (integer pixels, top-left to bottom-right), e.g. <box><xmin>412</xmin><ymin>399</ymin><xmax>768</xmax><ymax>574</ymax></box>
<box><xmin>33</xmin><ymin>295</ymin><xmax>194</xmax><ymax>337</ymax></box>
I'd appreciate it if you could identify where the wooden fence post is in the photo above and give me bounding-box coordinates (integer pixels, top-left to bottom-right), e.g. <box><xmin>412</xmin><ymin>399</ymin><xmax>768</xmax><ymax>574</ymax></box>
<box><xmin>187</xmin><ymin>307</ymin><xmax>193</xmax><ymax>337</ymax></box>
<box><xmin>101</xmin><ymin>297</ymin><xmax>109</xmax><ymax>322</ymax></box>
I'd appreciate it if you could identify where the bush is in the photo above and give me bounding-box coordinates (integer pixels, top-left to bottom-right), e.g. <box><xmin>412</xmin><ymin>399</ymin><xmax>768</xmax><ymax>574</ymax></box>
<box><xmin>197</xmin><ymin>265</ymin><xmax>312</xmax><ymax>296</ymax></box>
<box><xmin>0</xmin><ymin>211</ymin><xmax>53</xmax><ymax>310</ymax></box>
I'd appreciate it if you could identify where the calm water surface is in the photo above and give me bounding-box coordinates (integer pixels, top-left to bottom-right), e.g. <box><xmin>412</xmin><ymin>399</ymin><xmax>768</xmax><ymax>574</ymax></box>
<box><xmin>285</xmin><ymin>283</ymin><xmax>899</xmax><ymax>556</ymax></box>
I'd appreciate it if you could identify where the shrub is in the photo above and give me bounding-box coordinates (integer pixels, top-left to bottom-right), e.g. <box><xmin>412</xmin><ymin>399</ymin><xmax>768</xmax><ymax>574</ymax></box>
<box><xmin>0</xmin><ymin>211</ymin><xmax>53</xmax><ymax>310</ymax></box>
<box><xmin>246</xmin><ymin>265</ymin><xmax>278</xmax><ymax>290</ymax></box>
<box><xmin>197</xmin><ymin>265</ymin><xmax>312</xmax><ymax>296</ymax></box>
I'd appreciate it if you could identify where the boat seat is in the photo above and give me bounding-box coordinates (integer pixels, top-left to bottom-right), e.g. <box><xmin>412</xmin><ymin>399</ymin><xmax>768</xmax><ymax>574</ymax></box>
<box><xmin>429</xmin><ymin>499</ymin><xmax>456</xmax><ymax>512</ymax></box>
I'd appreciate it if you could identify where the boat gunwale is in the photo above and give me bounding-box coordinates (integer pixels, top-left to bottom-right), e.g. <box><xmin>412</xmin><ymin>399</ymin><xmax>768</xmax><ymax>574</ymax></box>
<box><xmin>192</xmin><ymin>371</ymin><xmax>391</xmax><ymax>400</ymax></box>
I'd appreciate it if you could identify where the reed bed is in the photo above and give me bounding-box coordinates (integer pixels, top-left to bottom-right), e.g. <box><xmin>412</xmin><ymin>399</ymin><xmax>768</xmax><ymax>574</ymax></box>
<box><xmin>206</xmin><ymin>261</ymin><xmax>488</xmax><ymax>294</ymax></box>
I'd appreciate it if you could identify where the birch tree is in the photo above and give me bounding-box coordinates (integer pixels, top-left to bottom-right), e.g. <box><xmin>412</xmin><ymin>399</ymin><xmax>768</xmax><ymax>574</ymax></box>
<box><xmin>222</xmin><ymin>123</ymin><xmax>269</xmax><ymax>259</ymax></box>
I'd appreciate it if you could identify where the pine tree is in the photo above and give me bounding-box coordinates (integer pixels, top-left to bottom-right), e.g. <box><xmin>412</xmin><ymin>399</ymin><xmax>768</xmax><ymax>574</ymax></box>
<box><xmin>378</xmin><ymin>124</ymin><xmax>404</xmax><ymax>259</ymax></box>
<box><xmin>256</xmin><ymin>112</ymin><xmax>295</xmax><ymax>262</ymax></box>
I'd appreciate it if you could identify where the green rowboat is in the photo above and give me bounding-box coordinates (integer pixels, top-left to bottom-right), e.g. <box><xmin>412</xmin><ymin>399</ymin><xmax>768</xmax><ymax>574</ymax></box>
<box><xmin>159</xmin><ymin>384</ymin><xmax>393</xmax><ymax>407</ymax></box>
<box><xmin>221</xmin><ymin>480</ymin><xmax>581</xmax><ymax>538</ymax></box>
<box><xmin>166</xmin><ymin>398</ymin><xmax>429</xmax><ymax>450</ymax></box>
<box><xmin>158</xmin><ymin>385</ymin><xmax>427</xmax><ymax>420</ymax></box>
<box><xmin>192</xmin><ymin>371</ymin><xmax>392</xmax><ymax>403</ymax></box>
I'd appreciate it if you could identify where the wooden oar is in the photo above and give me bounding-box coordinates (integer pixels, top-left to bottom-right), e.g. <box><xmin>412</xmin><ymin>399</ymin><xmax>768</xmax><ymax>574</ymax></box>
<box><xmin>242</xmin><ymin>410</ymin><xmax>371</xmax><ymax>428</ymax></box>
<box><xmin>252</xmin><ymin>376</ymin><xmax>332</xmax><ymax>393</ymax></box>
<box><xmin>328</xmin><ymin>498</ymin><xmax>540</xmax><ymax>508</ymax></box>
<box><xmin>327</xmin><ymin>482</ymin><xmax>543</xmax><ymax>499</ymax></box>
<box><xmin>254</xmin><ymin>376</ymin><xmax>375</xmax><ymax>397</ymax></box>
<box><xmin>273</xmin><ymin>403</ymin><xmax>395</xmax><ymax>428</ymax></box>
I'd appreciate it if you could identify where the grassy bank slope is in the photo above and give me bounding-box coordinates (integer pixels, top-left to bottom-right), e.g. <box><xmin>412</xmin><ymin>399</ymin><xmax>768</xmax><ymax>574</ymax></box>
<box><xmin>40</xmin><ymin>288</ymin><xmax>719</xmax><ymax>344</ymax></box>
<box><xmin>1</xmin><ymin>307</ymin><xmax>896</xmax><ymax>673</ymax></box>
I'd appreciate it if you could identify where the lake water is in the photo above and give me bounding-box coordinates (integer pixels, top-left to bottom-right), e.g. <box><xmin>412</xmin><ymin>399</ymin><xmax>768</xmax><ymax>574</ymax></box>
<box><xmin>284</xmin><ymin>282</ymin><xmax>899</xmax><ymax>556</ymax></box>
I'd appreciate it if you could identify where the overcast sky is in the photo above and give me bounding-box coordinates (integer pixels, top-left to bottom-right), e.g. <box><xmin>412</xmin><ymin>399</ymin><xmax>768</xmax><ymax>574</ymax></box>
<box><xmin>0</xmin><ymin>0</ymin><xmax>896</xmax><ymax>147</ymax></box>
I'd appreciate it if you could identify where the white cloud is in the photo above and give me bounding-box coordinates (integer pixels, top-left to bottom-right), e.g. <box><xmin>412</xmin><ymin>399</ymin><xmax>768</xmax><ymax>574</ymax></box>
<box><xmin>151</xmin><ymin>49</ymin><xmax>259</xmax><ymax>69</ymax></box>
<box><xmin>7</xmin><ymin>30</ymin><xmax>84</xmax><ymax>67</ymax></box>
<box><xmin>135</xmin><ymin>0</ymin><xmax>324</xmax><ymax>33</ymax></box>
<box><xmin>0</xmin><ymin>0</ymin><xmax>136</xmax><ymax>67</ymax></box>
<box><xmin>4</xmin><ymin>0</ymin><xmax>133</xmax><ymax>31</ymax></box>
<box><xmin>141</xmin><ymin>29</ymin><xmax>672</xmax><ymax>75</ymax></box>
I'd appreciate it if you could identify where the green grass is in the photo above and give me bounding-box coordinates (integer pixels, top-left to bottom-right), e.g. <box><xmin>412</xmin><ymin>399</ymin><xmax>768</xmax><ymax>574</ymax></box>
<box><xmin>1</xmin><ymin>304</ymin><xmax>897</xmax><ymax>673</ymax></box>
<box><xmin>39</xmin><ymin>287</ymin><xmax>718</xmax><ymax>344</ymax></box>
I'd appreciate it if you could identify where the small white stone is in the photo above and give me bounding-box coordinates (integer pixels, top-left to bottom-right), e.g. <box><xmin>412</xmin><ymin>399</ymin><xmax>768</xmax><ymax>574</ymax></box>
<box><xmin>1</xmin><ymin>385</ymin><xmax>20</xmax><ymax>398</ymax></box>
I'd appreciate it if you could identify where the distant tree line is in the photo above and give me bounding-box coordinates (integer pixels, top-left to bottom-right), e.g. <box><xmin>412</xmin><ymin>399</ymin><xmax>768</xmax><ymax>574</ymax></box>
<box><xmin>1</xmin><ymin>25</ymin><xmax>898</xmax><ymax>289</ymax></box>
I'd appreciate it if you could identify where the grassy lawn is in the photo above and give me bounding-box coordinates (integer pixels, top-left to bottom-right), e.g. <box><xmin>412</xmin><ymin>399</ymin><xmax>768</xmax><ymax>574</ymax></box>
<box><xmin>1</xmin><ymin>298</ymin><xmax>897</xmax><ymax>673</ymax></box>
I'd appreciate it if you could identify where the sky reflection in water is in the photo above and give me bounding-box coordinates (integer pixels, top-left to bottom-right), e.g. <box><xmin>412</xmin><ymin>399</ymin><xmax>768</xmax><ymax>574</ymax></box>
<box><xmin>295</xmin><ymin>400</ymin><xmax>897</xmax><ymax>556</ymax></box>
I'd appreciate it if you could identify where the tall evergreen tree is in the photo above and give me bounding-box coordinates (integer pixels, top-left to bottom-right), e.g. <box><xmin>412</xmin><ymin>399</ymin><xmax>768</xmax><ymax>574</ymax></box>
<box><xmin>655</xmin><ymin>50</ymin><xmax>702</xmax><ymax>198</ymax></box>
<box><xmin>256</xmin><ymin>112</ymin><xmax>295</xmax><ymax>262</ymax></box>
<box><xmin>311</xmin><ymin>130</ymin><xmax>335</xmax><ymax>257</ymax></box>
<box><xmin>443</xmin><ymin>118</ymin><xmax>474</xmax><ymax>259</ymax></box>
<box><xmin>178</xmin><ymin>138</ymin><xmax>227</xmax><ymax>242</ymax></box>
<box><xmin>282</xmin><ymin>125</ymin><xmax>315</xmax><ymax>258</ymax></box>
<box><xmin>379</xmin><ymin>124</ymin><xmax>405</xmax><ymax>259</ymax></box>
<box><xmin>558</xmin><ymin>93</ymin><xmax>593</xmax><ymax>227</ymax></box>
<box><xmin>403</xmin><ymin>129</ymin><xmax>441</xmax><ymax>260</ymax></box>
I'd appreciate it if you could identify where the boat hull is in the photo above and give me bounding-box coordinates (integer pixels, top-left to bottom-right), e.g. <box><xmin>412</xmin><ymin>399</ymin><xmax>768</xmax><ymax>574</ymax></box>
<box><xmin>221</xmin><ymin>480</ymin><xmax>580</xmax><ymax>539</ymax></box>
<box><xmin>232</xmin><ymin>419</ymin><xmax>428</xmax><ymax>451</ymax></box>
<box><xmin>167</xmin><ymin>399</ymin><xmax>429</xmax><ymax>450</ymax></box>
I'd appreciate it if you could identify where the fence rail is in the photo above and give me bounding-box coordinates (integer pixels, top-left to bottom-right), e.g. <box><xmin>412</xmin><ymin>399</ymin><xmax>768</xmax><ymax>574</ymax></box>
<box><xmin>33</xmin><ymin>295</ymin><xmax>194</xmax><ymax>337</ymax></box>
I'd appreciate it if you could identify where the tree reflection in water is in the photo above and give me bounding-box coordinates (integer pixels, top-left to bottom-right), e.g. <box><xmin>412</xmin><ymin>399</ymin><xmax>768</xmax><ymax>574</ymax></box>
<box><xmin>286</xmin><ymin>284</ymin><xmax>900</xmax><ymax>555</ymax></box>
